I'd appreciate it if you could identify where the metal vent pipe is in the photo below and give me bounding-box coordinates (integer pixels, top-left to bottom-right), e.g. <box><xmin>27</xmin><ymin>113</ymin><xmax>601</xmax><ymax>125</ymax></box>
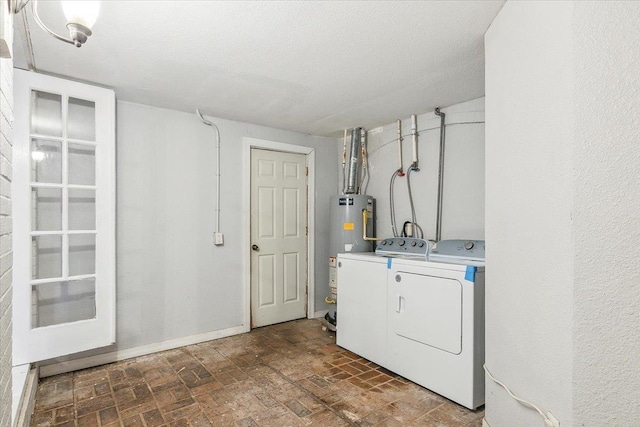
<box><xmin>345</xmin><ymin>127</ymin><xmax>361</xmax><ymax>194</ymax></box>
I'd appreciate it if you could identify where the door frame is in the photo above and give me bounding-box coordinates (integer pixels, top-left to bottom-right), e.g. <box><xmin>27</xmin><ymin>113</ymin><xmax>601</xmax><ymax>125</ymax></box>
<box><xmin>242</xmin><ymin>138</ymin><xmax>315</xmax><ymax>330</ymax></box>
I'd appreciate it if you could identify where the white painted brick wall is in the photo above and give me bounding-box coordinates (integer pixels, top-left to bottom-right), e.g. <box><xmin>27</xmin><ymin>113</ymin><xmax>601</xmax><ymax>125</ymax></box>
<box><xmin>0</xmin><ymin>14</ymin><xmax>14</xmax><ymax>427</ymax></box>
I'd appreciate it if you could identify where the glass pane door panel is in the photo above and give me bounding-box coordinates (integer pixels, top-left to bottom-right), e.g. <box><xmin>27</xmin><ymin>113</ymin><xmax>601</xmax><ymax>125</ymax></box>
<box><xmin>31</xmin><ymin>139</ymin><xmax>62</xmax><ymax>183</ymax></box>
<box><xmin>31</xmin><ymin>279</ymin><xmax>96</xmax><ymax>328</ymax></box>
<box><xmin>69</xmin><ymin>234</ymin><xmax>96</xmax><ymax>276</ymax></box>
<box><xmin>32</xmin><ymin>235</ymin><xmax>62</xmax><ymax>279</ymax></box>
<box><xmin>67</xmin><ymin>97</ymin><xmax>96</xmax><ymax>141</ymax></box>
<box><xmin>31</xmin><ymin>91</ymin><xmax>62</xmax><ymax>137</ymax></box>
<box><xmin>31</xmin><ymin>187</ymin><xmax>62</xmax><ymax>231</ymax></box>
<box><xmin>69</xmin><ymin>189</ymin><xmax>96</xmax><ymax>230</ymax></box>
<box><xmin>68</xmin><ymin>144</ymin><xmax>96</xmax><ymax>185</ymax></box>
<box><xmin>14</xmin><ymin>70</ymin><xmax>116</xmax><ymax>364</ymax></box>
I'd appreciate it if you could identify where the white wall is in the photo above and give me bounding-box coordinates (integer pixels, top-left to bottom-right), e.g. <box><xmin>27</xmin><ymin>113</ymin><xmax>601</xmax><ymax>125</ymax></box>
<box><xmin>485</xmin><ymin>2</ymin><xmax>574</xmax><ymax>425</ymax></box>
<box><xmin>572</xmin><ymin>2</ymin><xmax>640</xmax><ymax>424</ymax></box>
<box><xmin>485</xmin><ymin>2</ymin><xmax>640</xmax><ymax>426</ymax></box>
<box><xmin>41</xmin><ymin>100</ymin><xmax>337</xmax><ymax>367</ymax></box>
<box><xmin>0</xmin><ymin>6</ymin><xmax>13</xmax><ymax>427</ymax></box>
<box><xmin>356</xmin><ymin>98</ymin><xmax>485</xmax><ymax>241</ymax></box>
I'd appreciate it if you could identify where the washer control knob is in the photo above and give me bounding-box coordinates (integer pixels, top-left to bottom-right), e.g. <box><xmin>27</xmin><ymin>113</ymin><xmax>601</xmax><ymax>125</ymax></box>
<box><xmin>464</xmin><ymin>241</ymin><xmax>475</xmax><ymax>250</ymax></box>
<box><xmin>398</xmin><ymin>240</ymin><xmax>406</xmax><ymax>247</ymax></box>
<box><xmin>419</xmin><ymin>241</ymin><xmax>425</xmax><ymax>248</ymax></box>
<box><xmin>411</xmin><ymin>241</ymin><xmax>417</xmax><ymax>247</ymax></box>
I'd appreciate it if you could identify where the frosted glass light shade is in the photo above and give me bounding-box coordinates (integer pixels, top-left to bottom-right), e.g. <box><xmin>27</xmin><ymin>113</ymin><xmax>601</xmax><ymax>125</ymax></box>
<box><xmin>62</xmin><ymin>1</ymin><xmax>100</xmax><ymax>30</ymax></box>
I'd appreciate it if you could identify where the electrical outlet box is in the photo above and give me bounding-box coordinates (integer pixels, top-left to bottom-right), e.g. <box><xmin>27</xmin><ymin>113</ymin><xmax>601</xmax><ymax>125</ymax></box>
<box><xmin>546</xmin><ymin>412</ymin><xmax>560</xmax><ymax>427</ymax></box>
<box><xmin>214</xmin><ymin>232</ymin><xmax>224</xmax><ymax>246</ymax></box>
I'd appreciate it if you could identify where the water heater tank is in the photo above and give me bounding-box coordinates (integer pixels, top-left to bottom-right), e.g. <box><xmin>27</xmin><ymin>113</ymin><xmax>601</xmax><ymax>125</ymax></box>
<box><xmin>329</xmin><ymin>195</ymin><xmax>374</xmax><ymax>257</ymax></box>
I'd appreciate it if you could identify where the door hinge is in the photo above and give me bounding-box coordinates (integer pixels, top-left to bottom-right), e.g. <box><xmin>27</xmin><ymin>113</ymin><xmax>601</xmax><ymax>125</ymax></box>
<box><xmin>306</xmin><ymin>166</ymin><xmax>309</xmax><ymax>176</ymax></box>
<box><xmin>306</xmin><ymin>226</ymin><xmax>308</xmax><ymax>236</ymax></box>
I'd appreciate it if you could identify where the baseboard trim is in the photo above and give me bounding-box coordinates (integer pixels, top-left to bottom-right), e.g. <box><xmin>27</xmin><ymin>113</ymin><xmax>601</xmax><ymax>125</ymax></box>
<box><xmin>14</xmin><ymin>366</ymin><xmax>38</xmax><ymax>427</ymax></box>
<box><xmin>314</xmin><ymin>310</ymin><xmax>329</xmax><ymax>319</ymax></box>
<box><xmin>11</xmin><ymin>364</ymin><xmax>29</xmax><ymax>425</ymax></box>
<box><xmin>40</xmin><ymin>324</ymin><xmax>247</xmax><ymax>378</ymax></box>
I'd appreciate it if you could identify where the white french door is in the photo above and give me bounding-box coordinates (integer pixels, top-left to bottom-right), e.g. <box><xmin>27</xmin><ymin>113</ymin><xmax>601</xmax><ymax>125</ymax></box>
<box><xmin>12</xmin><ymin>70</ymin><xmax>116</xmax><ymax>365</ymax></box>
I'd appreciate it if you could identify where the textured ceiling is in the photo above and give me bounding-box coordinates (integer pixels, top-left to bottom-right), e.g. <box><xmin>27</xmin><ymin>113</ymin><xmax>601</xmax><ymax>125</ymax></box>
<box><xmin>13</xmin><ymin>1</ymin><xmax>504</xmax><ymax>136</ymax></box>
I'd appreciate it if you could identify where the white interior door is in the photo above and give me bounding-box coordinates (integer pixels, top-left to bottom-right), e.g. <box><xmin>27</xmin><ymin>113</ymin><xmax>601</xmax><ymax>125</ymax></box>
<box><xmin>12</xmin><ymin>70</ymin><xmax>116</xmax><ymax>365</ymax></box>
<box><xmin>251</xmin><ymin>148</ymin><xmax>307</xmax><ymax>327</ymax></box>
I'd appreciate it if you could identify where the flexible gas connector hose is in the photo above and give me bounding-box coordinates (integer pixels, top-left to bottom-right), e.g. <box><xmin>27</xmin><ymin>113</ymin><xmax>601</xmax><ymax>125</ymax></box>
<box><xmin>389</xmin><ymin>170</ymin><xmax>400</xmax><ymax>237</ymax></box>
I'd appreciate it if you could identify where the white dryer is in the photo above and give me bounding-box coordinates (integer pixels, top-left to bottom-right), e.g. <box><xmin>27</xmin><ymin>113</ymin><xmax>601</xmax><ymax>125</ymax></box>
<box><xmin>387</xmin><ymin>255</ymin><xmax>485</xmax><ymax>410</ymax></box>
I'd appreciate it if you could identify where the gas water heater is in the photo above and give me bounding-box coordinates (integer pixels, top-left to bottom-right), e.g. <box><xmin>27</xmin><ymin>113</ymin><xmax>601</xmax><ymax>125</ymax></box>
<box><xmin>329</xmin><ymin>195</ymin><xmax>374</xmax><ymax>256</ymax></box>
<box><xmin>325</xmin><ymin>128</ymin><xmax>376</xmax><ymax>330</ymax></box>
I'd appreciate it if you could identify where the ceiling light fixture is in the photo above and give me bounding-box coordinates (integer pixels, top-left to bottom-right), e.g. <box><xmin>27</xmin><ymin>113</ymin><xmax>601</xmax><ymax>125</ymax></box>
<box><xmin>12</xmin><ymin>0</ymin><xmax>100</xmax><ymax>47</ymax></box>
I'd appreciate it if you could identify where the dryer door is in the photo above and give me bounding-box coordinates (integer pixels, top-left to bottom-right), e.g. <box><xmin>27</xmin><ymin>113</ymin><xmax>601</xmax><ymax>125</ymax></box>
<box><xmin>391</xmin><ymin>271</ymin><xmax>462</xmax><ymax>354</ymax></box>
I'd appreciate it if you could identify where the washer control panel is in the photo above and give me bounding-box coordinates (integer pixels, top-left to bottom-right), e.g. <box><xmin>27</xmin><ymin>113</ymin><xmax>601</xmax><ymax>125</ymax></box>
<box><xmin>429</xmin><ymin>239</ymin><xmax>485</xmax><ymax>262</ymax></box>
<box><xmin>375</xmin><ymin>238</ymin><xmax>432</xmax><ymax>259</ymax></box>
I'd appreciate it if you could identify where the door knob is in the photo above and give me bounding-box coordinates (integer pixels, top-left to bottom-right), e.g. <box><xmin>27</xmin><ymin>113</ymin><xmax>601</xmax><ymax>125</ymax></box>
<box><xmin>251</xmin><ymin>244</ymin><xmax>260</xmax><ymax>251</ymax></box>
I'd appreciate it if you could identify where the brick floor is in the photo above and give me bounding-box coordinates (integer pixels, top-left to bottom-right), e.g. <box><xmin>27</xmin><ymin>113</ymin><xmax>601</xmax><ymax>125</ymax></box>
<box><xmin>31</xmin><ymin>319</ymin><xmax>484</xmax><ymax>426</ymax></box>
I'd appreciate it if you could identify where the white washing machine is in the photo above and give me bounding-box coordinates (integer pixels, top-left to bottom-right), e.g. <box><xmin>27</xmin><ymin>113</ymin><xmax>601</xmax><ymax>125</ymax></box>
<box><xmin>337</xmin><ymin>239</ymin><xmax>485</xmax><ymax>410</ymax></box>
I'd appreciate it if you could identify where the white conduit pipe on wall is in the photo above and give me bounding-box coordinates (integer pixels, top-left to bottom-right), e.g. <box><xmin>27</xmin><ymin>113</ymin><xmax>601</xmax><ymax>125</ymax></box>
<box><xmin>196</xmin><ymin>109</ymin><xmax>223</xmax><ymax>243</ymax></box>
